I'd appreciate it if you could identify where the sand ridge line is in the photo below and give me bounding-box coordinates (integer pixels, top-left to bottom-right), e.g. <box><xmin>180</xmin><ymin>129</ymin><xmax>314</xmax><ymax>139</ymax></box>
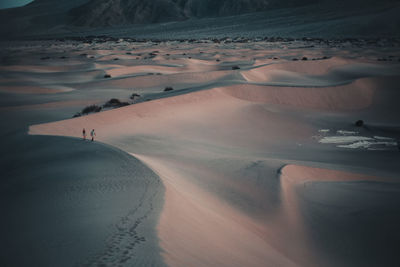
<box><xmin>131</xmin><ymin>153</ymin><xmax>300</xmax><ymax>267</ymax></box>
<box><xmin>279</xmin><ymin>164</ymin><xmax>399</xmax><ymax>226</ymax></box>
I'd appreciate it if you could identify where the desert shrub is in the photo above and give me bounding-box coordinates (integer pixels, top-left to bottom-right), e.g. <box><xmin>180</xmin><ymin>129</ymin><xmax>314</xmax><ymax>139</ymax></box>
<box><xmin>302</xmin><ymin>57</ymin><xmax>308</xmax><ymax>61</ymax></box>
<box><xmin>232</xmin><ymin>65</ymin><xmax>240</xmax><ymax>70</ymax></box>
<box><xmin>355</xmin><ymin>120</ymin><xmax>364</xmax><ymax>127</ymax></box>
<box><xmin>82</xmin><ymin>105</ymin><xmax>102</xmax><ymax>114</ymax></box>
<box><xmin>164</xmin><ymin>87</ymin><xmax>174</xmax><ymax>92</ymax></box>
<box><xmin>104</xmin><ymin>98</ymin><xmax>130</xmax><ymax>108</ymax></box>
<box><xmin>130</xmin><ymin>93</ymin><xmax>141</xmax><ymax>100</ymax></box>
<box><xmin>104</xmin><ymin>74</ymin><xmax>111</xmax><ymax>78</ymax></box>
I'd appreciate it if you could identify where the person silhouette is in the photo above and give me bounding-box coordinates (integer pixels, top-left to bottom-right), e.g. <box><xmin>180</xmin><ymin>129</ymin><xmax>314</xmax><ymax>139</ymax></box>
<box><xmin>90</xmin><ymin>129</ymin><xmax>96</xmax><ymax>141</ymax></box>
<box><xmin>82</xmin><ymin>128</ymin><xmax>86</xmax><ymax>140</ymax></box>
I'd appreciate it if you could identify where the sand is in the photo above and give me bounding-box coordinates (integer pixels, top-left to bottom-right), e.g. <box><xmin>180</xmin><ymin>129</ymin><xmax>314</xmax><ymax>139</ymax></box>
<box><xmin>2</xmin><ymin>39</ymin><xmax>400</xmax><ymax>266</ymax></box>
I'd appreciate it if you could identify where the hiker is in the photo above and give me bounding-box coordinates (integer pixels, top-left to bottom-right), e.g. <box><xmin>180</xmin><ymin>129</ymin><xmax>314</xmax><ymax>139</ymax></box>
<box><xmin>90</xmin><ymin>129</ymin><xmax>96</xmax><ymax>141</ymax></box>
<box><xmin>82</xmin><ymin>128</ymin><xmax>86</xmax><ymax>140</ymax></box>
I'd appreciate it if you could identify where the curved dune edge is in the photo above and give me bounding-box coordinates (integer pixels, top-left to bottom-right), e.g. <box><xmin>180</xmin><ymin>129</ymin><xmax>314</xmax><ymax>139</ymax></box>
<box><xmin>0</xmin><ymin>100</ymin><xmax>102</xmax><ymax>112</ymax></box>
<box><xmin>249</xmin><ymin>57</ymin><xmax>352</xmax><ymax>77</ymax></box>
<box><xmin>218</xmin><ymin>78</ymin><xmax>375</xmax><ymax>110</ymax></box>
<box><xmin>91</xmin><ymin>70</ymin><xmax>231</xmax><ymax>89</ymax></box>
<box><xmin>240</xmin><ymin>58</ymin><xmax>400</xmax><ymax>86</ymax></box>
<box><xmin>132</xmin><ymin>154</ymin><xmax>298</xmax><ymax>267</ymax></box>
<box><xmin>280</xmin><ymin>164</ymin><xmax>396</xmax><ymax>184</ymax></box>
<box><xmin>280</xmin><ymin>164</ymin><xmax>396</xmax><ymax>208</ymax></box>
<box><xmin>279</xmin><ymin>164</ymin><xmax>398</xmax><ymax>237</ymax></box>
<box><xmin>105</xmin><ymin>65</ymin><xmax>185</xmax><ymax>77</ymax></box>
<box><xmin>0</xmin><ymin>85</ymin><xmax>75</xmax><ymax>94</ymax></box>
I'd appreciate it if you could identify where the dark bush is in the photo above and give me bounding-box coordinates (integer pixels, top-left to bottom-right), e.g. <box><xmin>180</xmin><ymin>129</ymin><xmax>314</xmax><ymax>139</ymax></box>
<box><xmin>104</xmin><ymin>74</ymin><xmax>111</xmax><ymax>78</ymax></box>
<box><xmin>164</xmin><ymin>87</ymin><xmax>174</xmax><ymax>92</ymax></box>
<box><xmin>82</xmin><ymin>105</ymin><xmax>102</xmax><ymax>114</ymax></box>
<box><xmin>103</xmin><ymin>98</ymin><xmax>130</xmax><ymax>108</ymax></box>
<box><xmin>232</xmin><ymin>65</ymin><xmax>240</xmax><ymax>70</ymax></box>
<box><xmin>73</xmin><ymin>113</ymin><xmax>81</xmax><ymax>118</ymax></box>
<box><xmin>302</xmin><ymin>57</ymin><xmax>308</xmax><ymax>61</ymax></box>
<box><xmin>355</xmin><ymin>120</ymin><xmax>364</xmax><ymax>127</ymax></box>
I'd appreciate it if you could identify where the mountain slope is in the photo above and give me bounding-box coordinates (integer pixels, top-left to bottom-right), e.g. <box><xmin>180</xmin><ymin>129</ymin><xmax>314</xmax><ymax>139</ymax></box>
<box><xmin>0</xmin><ymin>0</ymin><xmax>399</xmax><ymax>39</ymax></box>
<box><xmin>69</xmin><ymin>0</ymin><xmax>320</xmax><ymax>26</ymax></box>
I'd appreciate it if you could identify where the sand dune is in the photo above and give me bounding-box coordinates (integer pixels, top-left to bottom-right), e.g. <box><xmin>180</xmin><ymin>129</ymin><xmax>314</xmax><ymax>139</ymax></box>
<box><xmin>3</xmin><ymin>39</ymin><xmax>399</xmax><ymax>266</ymax></box>
<box><xmin>241</xmin><ymin>60</ymin><xmax>400</xmax><ymax>86</ymax></box>
<box><xmin>29</xmin><ymin>77</ymin><xmax>395</xmax><ymax>266</ymax></box>
<box><xmin>106</xmin><ymin>65</ymin><xmax>185</xmax><ymax>77</ymax></box>
<box><xmin>134</xmin><ymin>154</ymin><xmax>298</xmax><ymax>267</ymax></box>
<box><xmin>219</xmin><ymin>78</ymin><xmax>375</xmax><ymax>110</ymax></box>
